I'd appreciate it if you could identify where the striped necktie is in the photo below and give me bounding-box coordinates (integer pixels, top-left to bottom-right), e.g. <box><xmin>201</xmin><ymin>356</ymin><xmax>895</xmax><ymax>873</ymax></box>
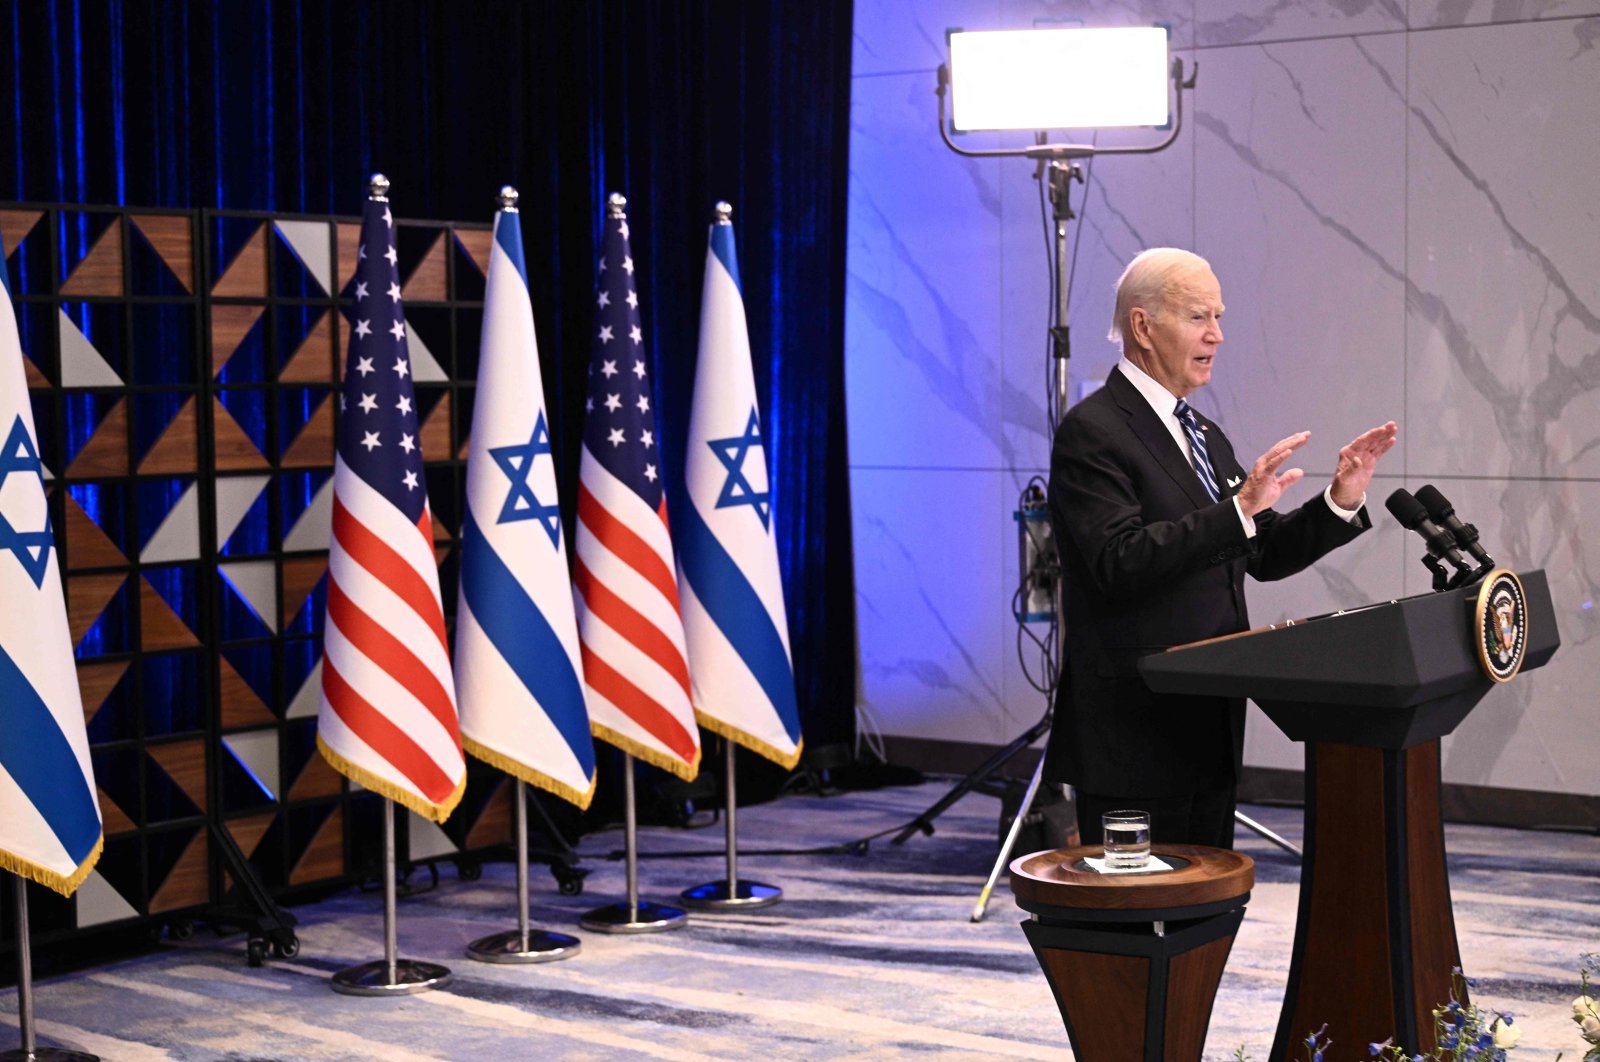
<box><xmin>1174</xmin><ymin>398</ymin><xmax>1222</xmax><ymax>503</ymax></box>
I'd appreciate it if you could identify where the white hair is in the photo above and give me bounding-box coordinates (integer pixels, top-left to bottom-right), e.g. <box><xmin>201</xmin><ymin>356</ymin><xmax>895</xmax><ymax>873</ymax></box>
<box><xmin>1108</xmin><ymin>247</ymin><xmax>1213</xmax><ymax>348</ymax></box>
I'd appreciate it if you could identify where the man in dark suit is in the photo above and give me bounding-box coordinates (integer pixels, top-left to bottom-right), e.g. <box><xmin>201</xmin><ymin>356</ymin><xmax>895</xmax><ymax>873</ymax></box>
<box><xmin>1042</xmin><ymin>248</ymin><xmax>1397</xmax><ymax>849</ymax></box>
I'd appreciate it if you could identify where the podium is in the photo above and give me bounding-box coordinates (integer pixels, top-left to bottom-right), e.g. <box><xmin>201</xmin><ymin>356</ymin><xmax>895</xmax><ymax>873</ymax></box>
<box><xmin>1139</xmin><ymin>569</ymin><xmax>1559</xmax><ymax>1060</ymax></box>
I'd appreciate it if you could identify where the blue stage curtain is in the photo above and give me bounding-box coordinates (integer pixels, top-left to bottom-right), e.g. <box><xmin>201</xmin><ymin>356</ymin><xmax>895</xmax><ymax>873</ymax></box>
<box><xmin>1</xmin><ymin>0</ymin><xmax>857</xmax><ymax>762</ymax></box>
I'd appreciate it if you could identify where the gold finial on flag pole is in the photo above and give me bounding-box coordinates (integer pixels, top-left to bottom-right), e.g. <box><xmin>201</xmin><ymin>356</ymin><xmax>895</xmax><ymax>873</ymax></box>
<box><xmin>368</xmin><ymin>173</ymin><xmax>390</xmax><ymax>201</ymax></box>
<box><xmin>498</xmin><ymin>185</ymin><xmax>519</xmax><ymax>212</ymax></box>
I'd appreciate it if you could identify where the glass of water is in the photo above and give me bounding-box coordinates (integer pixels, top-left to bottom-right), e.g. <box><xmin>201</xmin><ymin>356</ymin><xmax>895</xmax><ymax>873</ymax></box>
<box><xmin>1102</xmin><ymin>810</ymin><xmax>1152</xmax><ymax>868</ymax></box>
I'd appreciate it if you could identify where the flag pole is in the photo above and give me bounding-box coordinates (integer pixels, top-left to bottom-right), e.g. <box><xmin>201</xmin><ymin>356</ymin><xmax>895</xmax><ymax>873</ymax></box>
<box><xmin>1</xmin><ymin>876</ymin><xmax>97</xmax><ymax>1062</ymax></box>
<box><xmin>680</xmin><ymin>738</ymin><xmax>781</xmax><ymax>910</ymax></box>
<box><xmin>466</xmin><ymin>780</ymin><xmax>581</xmax><ymax>963</ymax></box>
<box><xmin>579</xmin><ymin>754</ymin><xmax>686</xmax><ymax>933</ymax></box>
<box><xmin>330</xmin><ymin>798</ymin><xmax>452</xmax><ymax>995</ymax></box>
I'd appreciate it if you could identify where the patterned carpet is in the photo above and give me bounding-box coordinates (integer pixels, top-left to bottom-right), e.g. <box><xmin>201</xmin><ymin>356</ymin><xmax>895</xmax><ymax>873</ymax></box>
<box><xmin>2</xmin><ymin>780</ymin><xmax>1596</xmax><ymax>1060</ymax></box>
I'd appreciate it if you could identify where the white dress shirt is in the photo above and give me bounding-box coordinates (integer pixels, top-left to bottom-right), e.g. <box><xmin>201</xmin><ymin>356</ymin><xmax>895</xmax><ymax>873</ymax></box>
<box><xmin>1115</xmin><ymin>358</ymin><xmax>1363</xmax><ymax>539</ymax></box>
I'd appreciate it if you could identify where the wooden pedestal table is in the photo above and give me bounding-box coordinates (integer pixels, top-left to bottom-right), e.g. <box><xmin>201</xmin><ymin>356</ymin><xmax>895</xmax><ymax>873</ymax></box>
<box><xmin>1010</xmin><ymin>845</ymin><xmax>1255</xmax><ymax>1062</ymax></box>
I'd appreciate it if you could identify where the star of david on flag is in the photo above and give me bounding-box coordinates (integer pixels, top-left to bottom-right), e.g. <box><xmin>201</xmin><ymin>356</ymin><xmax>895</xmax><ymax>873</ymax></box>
<box><xmin>574</xmin><ymin>196</ymin><xmax>700</xmax><ymax>781</ymax></box>
<box><xmin>708</xmin><ymin>408</ymin><xmax>771</xmax><ymax>530</ymax></box>
<box><xmin>456</xmin><ymin>196</ymin><xmax>596</xmax><ymax>808</ymax></box>
<box><xmin>0</xmin><ymin>230</ymin><xmax>102</xmax><ymax>895</ymax></box>
<box><xmin>316</xmin><ymin>181</ymin><xmax>466</xmax><ymax>823</ymax></box>
<box><xmin>677</xmin><ymin>206</ymin><xmax>802</xmax><ymax>769</ymax></box>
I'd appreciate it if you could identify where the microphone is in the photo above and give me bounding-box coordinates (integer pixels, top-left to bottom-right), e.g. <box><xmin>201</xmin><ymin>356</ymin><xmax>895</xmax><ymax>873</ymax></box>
<box><xmin>1385</xmin><ymin>488</ymin><xmax>1477</xmax><ymax>588</ymax></box>
<box><xmin>1414</xmin><ymin>484</ymin><xmax>1494</xmax><ymax>571</ymax></box>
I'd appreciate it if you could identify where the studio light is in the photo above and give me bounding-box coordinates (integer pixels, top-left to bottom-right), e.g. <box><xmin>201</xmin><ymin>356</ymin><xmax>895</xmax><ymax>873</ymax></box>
<box><xmin>947</xmin><ymin>27</ymin><xmax>1171</xmax><ymax>132</ymax></box>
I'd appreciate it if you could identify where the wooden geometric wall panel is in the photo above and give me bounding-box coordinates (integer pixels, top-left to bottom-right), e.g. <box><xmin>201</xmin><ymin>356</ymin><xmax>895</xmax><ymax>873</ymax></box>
<box><xmin>226</xmin><ymin>813</ymin><xmax>275</xmax><ymax>860</ymax></box>
<box><xmin>148</xmin><ymin>740</ymin><xmax>208</xmax><ymax>814</ymax></box>
<box><xmin>287</xmin><ymin>752</ymin><xmax>343</xmax><ymax>802</ymax></box>
<box><xmin>211</xmin><ymin>397</ymin><xmax>269</xmax><ymax>470</ymax></box>
<box><xmin>77</xmin><ymin>660</ymin><xmax>131</xmax><ymax>725</ymax></box>
<box><xmin>419</xmin><ymin>391</ymin><xmax>452</xmax><ymax>463</ymax></box>
<box><xmin>290</xmin><ymin>808</ymin><xmax>344</xmax><ymax>885</ymax></box>
<box><xmin>67</xmin><ymin>574</ymin><xmax>126</xmax><ymax>646</ymax></box>
<box><xmin>65</xmin><ymin>400</ymin><xmax>129</xmax><ymax>479</ymax></box>
<box><xmin>212</xmin><ymin>223</ymin><xmax>267</xmax><ymax>297</ymax></box>
<box><xmin>22</xmin><ymin>353</ymin><xmax>49</xmax><ymax>389</ymax></box>
<box><xmin>139</xmin><ymin>576</ymin><xmax>201</xmax><ymax>650</ymax></box>
<box><xmin>464</xmin><ymin>779</ymin><xmax>514</xmax><ymax>849</ymax></box>
<box><xmin>96</xmin><ymin>788</ymin><xmax>137</xmax><ymax>834</ymax></box>
<box><xmin>0</xmin><ymin>209</ymin><xmax>43</xmax><ymax>259</ymax></box>
<box><xmin>129</xmin><ymin>214</ymin><xmax>193</xmax><ymax>292</ymax></box>
<box><xmin>280</xmin><ymin>557</ymin><xmax>328</xmax><ymax>627</ymax></box>
<box><xmin>211</xmin><ymin>303</ymin><xmax>264</xmax><ymax>378</ymax></box>
<box><xmin>60</xmin><ymin>218</ymin><xmax>123</xmax><ymax>296</ymax></box>
<box><xmin>278</xmin><ymin>310</ymin><xmax>336</xmax><ymax>383</ymax></box>
<box><xmin>149</xmin><ymin>830</ymin><xmax>209</xmax><ymax>913</ymax></box>
<box><xmin>335</xmin><ymin>222</ymin><xmax>362</xmax><ymax>291</ymax></box>
<box><xmin>279</xmin><ymin>394</ymin><xmax>334</xmax><ymax>468</ymax></box>
<box><xmin>64</xmin><ymin>492</ymin><xmax>129</xmax><ymax>569</ymax></box>
<box><xmin>403</xmin><ymin>232</ymin><xmax>448</xmax><ymax>302</ymax></box>
<box><xmin>137</xmin><ymin>396</ymin><xmax>199</xmax><ymax>475</ymax></box>
<box><xmin>453</xmin><ymin>228</ymin><xmax>493</xmax><ymax>278</ymax></box>
<box><xmin>219</xmin><ymin>656</ymin><xmax>274</xmax><ymax>728</ymax></box>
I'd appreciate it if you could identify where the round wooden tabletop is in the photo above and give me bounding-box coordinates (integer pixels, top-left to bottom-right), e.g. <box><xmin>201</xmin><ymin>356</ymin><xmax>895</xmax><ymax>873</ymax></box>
<box><xmin>1009</xmin><ymin>844</ymin><xmax>1254</xmax><ymax>912</ymax></box>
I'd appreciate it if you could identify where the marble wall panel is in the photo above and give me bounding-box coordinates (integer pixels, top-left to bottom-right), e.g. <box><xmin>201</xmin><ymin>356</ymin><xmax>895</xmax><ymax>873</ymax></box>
<box><xmin>1195</xmin><ymin>35</ymin><xmax>1408</xmax><ymax>468</ymax></box>
<box><xmin>1433</xmin><ymin>478</ymin><xmax>1597</xmax><ymax>795</ymax></box>
<box><xmin>851</xmin><ymin>467</ymin><xmax>1013</xmax><ymax>746</ymax></box>
<box><xmin>1195</xmin><ymin>0</ymin><xmax>1404</xmax><ymax>46</ymax></box>
<box><xmin>1406</xmin><ymin>17</ymin><xmax>1600</xmax><ymax>481</ymax></box>
<box><xmin>1409</xmin><ymin>0</ymin><xmax>1600</xmax><ymax>30</ymax></box>
<box><xmin>853</xmin><ymin>0</ymin><xmax>1003</xmax><ymax>77</ymax></box>
<box><xmin>846</xmin><ymin>72</ymin><xmax>1008</xmax><ymax>471</ymax></box>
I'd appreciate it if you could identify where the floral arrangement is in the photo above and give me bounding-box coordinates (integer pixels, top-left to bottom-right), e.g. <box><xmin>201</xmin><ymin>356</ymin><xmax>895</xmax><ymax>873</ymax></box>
<box><xmin>1574</xmin><ymin>951</ymin><xmax>1600</xmax><ymax>1062</ymax></box>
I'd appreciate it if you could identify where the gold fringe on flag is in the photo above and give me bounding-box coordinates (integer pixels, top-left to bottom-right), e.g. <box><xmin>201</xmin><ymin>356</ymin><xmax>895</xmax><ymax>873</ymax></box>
<box><xmin>694</xmin><ymin>710</ymin><xmax>803</xmax><ymax>772</ymax></box>
<box><xmin>316</xmin><ymin>735</ymin><xmax>465</xmax><ymax>824</ymax></box>
<box><xmin>0</xmin><ymin>833</ymin><xmax>103</xmax><ymax>898</ymax></box>
<box><xmin>462</xmin><ymin>736</ymin><xmax>597</xmax><ymax>811</ymax></box>
<box><xmin>590</xmin><ymin>723</ymin><xmax>702</xmax><ymax>783</ymax></box>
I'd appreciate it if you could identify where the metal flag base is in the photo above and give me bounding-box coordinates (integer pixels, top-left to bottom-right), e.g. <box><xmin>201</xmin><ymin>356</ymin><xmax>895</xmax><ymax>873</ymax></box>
<box><xmin>330</xmin><ymin>958</ymin><xmax>453</xmax><ymax>996</ymax></box>
<box><xmin>679</xmin><ymin>880</ymin><xmax>782</xmax><ymax>910</ymax></box>
<box><xmin>578</xmin><ymin>900</ymin><xmax>688</xmax><ymax>934</ymax></box>
<box><xmin>579</xmin><ymin>755</ymin><xmax>688</xmax><ymax>934</ymax></box>
<box><xmin>680</xmin><ymin>739</ymin><xmax>783</xmax><ymax>912</ymax></box>
<box><xmin>467</xmin><ymin>780</ymin><xmax>583</xmax><ymax>963</ymax></box>
<box><xmin>467</xmin><ymin>928</ymin><xmax>583</xmax><ymax>963</ymax></box>
<box><xmin>7</xmin><ymin>876</ymin><xmax>98</xmax><ymax>1062</ymax></box>
<box><xmin>330</xmin><ymin>799</ymin><xmax>451</xmax><ymax>996</ymax></box>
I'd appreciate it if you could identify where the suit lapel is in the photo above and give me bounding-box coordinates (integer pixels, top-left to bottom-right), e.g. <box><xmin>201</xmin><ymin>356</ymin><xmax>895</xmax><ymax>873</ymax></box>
<box><xmin>1106</xmin><ymin>368</ymin><xmax>1214</xmax><ymax>510</ymax></box>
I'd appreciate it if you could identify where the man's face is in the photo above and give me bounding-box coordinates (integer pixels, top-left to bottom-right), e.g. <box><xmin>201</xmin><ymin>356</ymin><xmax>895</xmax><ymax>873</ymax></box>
<box><xmin>1129</xmin><ymin>266</ymin><xmax>1225</xmax><ymax>398</ymax></box>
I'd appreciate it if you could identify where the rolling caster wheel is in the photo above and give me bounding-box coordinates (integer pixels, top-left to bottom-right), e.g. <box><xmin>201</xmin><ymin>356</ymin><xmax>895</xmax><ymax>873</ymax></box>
<box><xmin>458</xmin><ymin>860</ymin><xmax>482</xmax><ymax>882</ymax></box>
<box><xmin>272</xmin><ymin>933</ymin><xmax>300</xmax><ymax>959</ymax></box>
<box><xmin>247</xmin><ymin>937</ymin><xmax>267</xmax><ymax>967</ymax></box>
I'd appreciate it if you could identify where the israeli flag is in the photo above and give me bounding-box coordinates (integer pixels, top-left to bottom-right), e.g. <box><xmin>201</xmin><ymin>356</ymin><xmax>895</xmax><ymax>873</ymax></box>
<box><xmin>456</xmin><ymin>198</ymin><xmax>596</xmax><ymax>808</ymax></box>
<box><xmin>0</xmin><ymin>234</ymin><xmax>102</xmax><ymax>895</ymax></box>
<box><xmin>678</xmin><ymin>206</ymin><xmax>802</xmax><ymax>768</ymax></box>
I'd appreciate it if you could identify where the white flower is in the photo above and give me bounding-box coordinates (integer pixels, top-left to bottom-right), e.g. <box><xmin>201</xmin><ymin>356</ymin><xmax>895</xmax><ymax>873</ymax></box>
<box><xmin>1490</xmin><ymin>1017</ymin><xmax>1520</xmax><ymax>1049</ymax></box>
<box><xmin>1582</xmin><ymin>1014</ymin><xmax>1600</xmax><ymax>1043</ymax></box>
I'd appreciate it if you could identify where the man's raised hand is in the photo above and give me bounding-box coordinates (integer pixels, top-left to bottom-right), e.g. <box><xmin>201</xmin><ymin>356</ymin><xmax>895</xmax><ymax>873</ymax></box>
<box><xmin>1236</xmin><ymin>431</ymin><xmax>1311</xmax><ymax>517</ymax></box>
<box><xmin>1330</xmin><ymin>421</ymin><xmax>1398</xmax><ymax>510</ymax></box>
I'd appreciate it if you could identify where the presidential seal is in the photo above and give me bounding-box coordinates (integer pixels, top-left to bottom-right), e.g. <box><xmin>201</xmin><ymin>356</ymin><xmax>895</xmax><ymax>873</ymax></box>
<box><xmin>1473</xmin><ymin>569</ymin><xmax>1528</xmax><ymax>683</ymax></box>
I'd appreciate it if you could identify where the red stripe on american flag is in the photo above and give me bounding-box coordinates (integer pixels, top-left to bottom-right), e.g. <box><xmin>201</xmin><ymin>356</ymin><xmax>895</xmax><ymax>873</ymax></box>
<box><xmin>322</xmin><ymin>658</ymin><xmax>456</xmax><ymax>801</ymax></box>
<box><xmin>578</xmin><ymin>644</ymin><xmax>698</xmax><ymax>763</ymax></box>
<box><xmin>577</xmin><ymin>483</ymin><xmax>680</xmax><ymax>607</ymax></box>
<box><xmin>573</xmin><ymin>556</ymin><xmax>691</xmax><ymax>697</ymax></box>
<box><xmin>332</xmin><ymin>497</ymin><xmax>449</xmax><ymax>654</ymax></box>
<box><xmin>327</xmin><ymin>579</ymin><xmax>459</xmax><ymax>740</ymax></box>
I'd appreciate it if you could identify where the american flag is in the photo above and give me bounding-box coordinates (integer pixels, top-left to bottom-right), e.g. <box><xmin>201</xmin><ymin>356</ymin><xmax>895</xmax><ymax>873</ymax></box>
<box><xmin>316</xmin><ymin>180</ymin><xmax>466</xmax><ymax>823</ymax></box>
<box><xmin>574</xmin><ymin>195</ymin><xmax>700</xmax><ymax>781</ymax></box>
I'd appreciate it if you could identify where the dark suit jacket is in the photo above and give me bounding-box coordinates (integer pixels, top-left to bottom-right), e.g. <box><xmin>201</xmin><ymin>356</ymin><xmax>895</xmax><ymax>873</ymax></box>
<box><xmin>1041</xmin><ymin>366</ymin><xmax>1369</xmax><ymax>797</ymax></box>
